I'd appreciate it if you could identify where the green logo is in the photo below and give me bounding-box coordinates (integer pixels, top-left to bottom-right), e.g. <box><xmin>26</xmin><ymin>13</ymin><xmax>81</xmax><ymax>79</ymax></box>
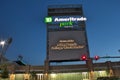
<box><xmin>60</xmin><ymin>21</ymin><xmax>73</xmax><ymax>27</ymax></box>
<box><xmin>45</xmin><ymin>17</ymin><xmax>52</xmax><ymax>23</ymax></box>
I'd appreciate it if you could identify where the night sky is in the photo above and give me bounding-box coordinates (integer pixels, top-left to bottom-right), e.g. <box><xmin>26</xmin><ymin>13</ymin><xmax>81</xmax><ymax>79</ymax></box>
<box><xmin>0</xmin><ymin>0</ymin><xmax>120</xmax><ymax>65</ymax></box>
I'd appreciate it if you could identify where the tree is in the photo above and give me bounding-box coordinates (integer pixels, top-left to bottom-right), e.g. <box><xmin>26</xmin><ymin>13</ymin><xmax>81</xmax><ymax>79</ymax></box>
<box><xmin>0</xmin><ymin>64</ymin><xmax>9</xmax><ymax>79</ymax></box>
<box><xmin>30</xmin><ymin>71</ymin><xmax>37</xmax><ymax>80</ymax></box>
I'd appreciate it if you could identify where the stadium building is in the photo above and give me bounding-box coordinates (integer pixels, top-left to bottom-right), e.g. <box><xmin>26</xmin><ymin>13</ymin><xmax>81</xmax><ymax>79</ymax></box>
<box><xmin>0</xmin><ymin>4</ymin><xmax>120</xmax><ymax>80</ymax></box>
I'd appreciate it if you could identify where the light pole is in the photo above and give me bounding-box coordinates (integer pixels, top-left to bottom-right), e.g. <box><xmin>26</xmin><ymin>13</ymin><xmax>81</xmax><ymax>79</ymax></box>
<box><xmin>0</xmin><ymin>37</ymin><xmax>12</xmax><ymax>64</ymax></box>
<box><xmin>0</xmin><ymin>40</ymin><xmax>6</xmax><ymax>63</ymax></box>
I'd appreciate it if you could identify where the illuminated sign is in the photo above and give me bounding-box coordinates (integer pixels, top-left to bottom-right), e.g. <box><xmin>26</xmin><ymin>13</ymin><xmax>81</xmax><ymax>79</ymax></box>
<box><xmin>60</xmin><ymin>21</ymin><xmax>73</xmax><ymax>27</ymax></box>
<box><xmin>45</xmin><ymin>16</ymin><xmax>87</xmax><ymax>23</ymax></box>
<box><xmin>54</xmin><ymin>17</ymin><xmax>87</xmax><ymax>22</ymax></box>
<box><xmin>51</xmin><ymin>39</ymin><xmax>85</xmax><ymax>50</ymax></box>
<box><xmin>45</xmin><ymin>17</ymin><xmax>52</xmax><ymax>23</ymax></box>
<box><xmin>48</xmin><ymin>31</ymin><xmax>88</xmax><ymax>61</ymax></box>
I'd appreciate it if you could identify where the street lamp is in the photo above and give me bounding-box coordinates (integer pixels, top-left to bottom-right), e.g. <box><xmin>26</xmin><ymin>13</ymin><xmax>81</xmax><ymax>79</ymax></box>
<box><xmin>0</xmin><ymin>40</ymin><xmax>6</xmax><ymax>48</ymax></box>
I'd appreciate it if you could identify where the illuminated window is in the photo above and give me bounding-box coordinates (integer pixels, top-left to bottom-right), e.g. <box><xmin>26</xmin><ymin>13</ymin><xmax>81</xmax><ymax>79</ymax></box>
<box><xmin>51</xmin><ymin>73</ymin><xmax>56</xmax><ymax>78</ymax></box>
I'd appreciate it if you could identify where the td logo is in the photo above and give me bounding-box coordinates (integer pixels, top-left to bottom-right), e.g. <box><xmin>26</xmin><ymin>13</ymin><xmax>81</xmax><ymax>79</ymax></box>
<box><xmin>45</xmin><ymin>17</ymin><xmax>52</xmax><ymax>23</ymax></box>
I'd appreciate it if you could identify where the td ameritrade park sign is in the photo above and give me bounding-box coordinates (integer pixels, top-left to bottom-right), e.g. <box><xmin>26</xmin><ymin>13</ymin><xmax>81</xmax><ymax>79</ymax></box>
<box><xmin>45</xmin><ymin>16</ymin><xmax>87</xmax><ymax>27</ymax></box>
<box><xmin>45</xmin><ymin>16</ymin><xmax>87</xmax><ymax>23</ymax></box>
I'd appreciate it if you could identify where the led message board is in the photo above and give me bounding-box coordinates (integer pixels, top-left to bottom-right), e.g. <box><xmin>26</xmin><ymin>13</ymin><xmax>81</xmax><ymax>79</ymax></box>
<box><xmin>48</xmin><ymin>31</ymin><xmax>89</xmax><ymax>61</ymax></box>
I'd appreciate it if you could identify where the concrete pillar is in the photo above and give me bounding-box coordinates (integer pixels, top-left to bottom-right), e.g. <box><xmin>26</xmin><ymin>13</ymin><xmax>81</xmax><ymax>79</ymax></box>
<box><xmin>106</xmin><ymin>61</ymin><xmax>114</xmax><ymax>77</ymax></box>
<box><xmin>86</xmin><ymin>58</ymin><xmax>94</xmax><ymax>80</ymax></box>
<box><xmin>9</xmin><ymin>74</ymin><xmax>15</xmax><ymax>80</ymax></box>
<box><xmin>24</xmin><ymin>73</ymin><xmax>30</xmax><ymax>80</ymax></box>
<box><xmin>25</xmin><ymin>65</ymin><xmax>30</xmax><ymax>73</ymax></box>
<box><xmin>9</xmin><ymin>65</ymin><xmax>15</xmax><ymax>74</ymax></box>
<box><xmin>89</xmin><ymin>70</ymin><xmax>94</xmax><ymax>80</ymax></box>
<box><xmin>44</xmin><ymin>60</ymin><xmax>49</xmax><ymax>80</ymax></box>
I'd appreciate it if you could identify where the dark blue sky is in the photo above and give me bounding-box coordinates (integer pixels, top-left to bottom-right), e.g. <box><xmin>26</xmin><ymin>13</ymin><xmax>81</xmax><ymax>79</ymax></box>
<box><xmin>0</xmin><ymin>0</ymin><xmax>120</xmax><ymax>65</ymax></box>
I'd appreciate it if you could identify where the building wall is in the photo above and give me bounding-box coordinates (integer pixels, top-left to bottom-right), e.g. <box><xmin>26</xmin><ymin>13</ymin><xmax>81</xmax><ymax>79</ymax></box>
<box><xmin>3</xmin><ymin>61</ymin><xmax>119</xmax><ymax>80</ymax></box>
